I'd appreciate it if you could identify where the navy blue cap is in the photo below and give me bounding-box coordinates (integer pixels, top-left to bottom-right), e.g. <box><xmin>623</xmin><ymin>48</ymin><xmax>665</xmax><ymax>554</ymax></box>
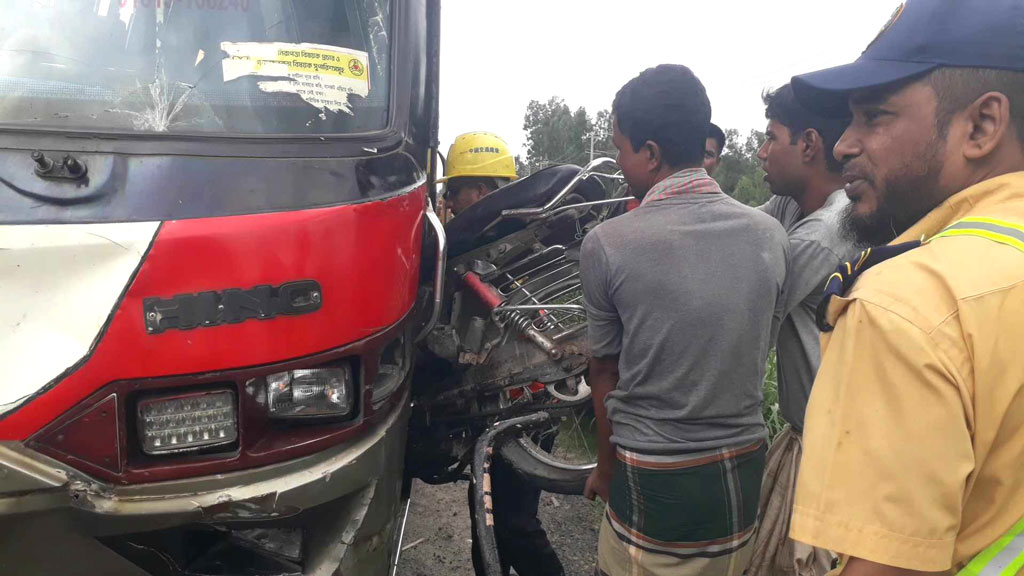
<box><xmin>793</xmin><ymin>0</ymin><xmax>1024</xmax><ymax>116</ymax></box>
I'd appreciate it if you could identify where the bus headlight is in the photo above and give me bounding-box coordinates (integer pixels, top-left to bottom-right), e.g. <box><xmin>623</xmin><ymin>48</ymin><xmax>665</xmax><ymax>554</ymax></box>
<box><xmin>266</xmin><ymin>365</ymin><xmax>354</xmax><ymax>419</ymax></box>
<box><xmin>138</xmin><ymin>390</ymin><xmax>238</xmax><ymax>455</ymax></box>
<box><xmin>371</xmin><ymin>333</ymin><xmax>411</xmax><ymax>409</ymax></box>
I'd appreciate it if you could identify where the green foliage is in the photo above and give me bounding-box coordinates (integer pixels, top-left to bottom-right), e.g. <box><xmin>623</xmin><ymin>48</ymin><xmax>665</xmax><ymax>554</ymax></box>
<box><xmin>521</xmin><ymin>97</ymin><xmax>615</xmax><ymax>175</ymax></box>
<box><xmin>521</xmin><ymin>97</ymin><xmax>772</xmax><ymax>207</ymax></box>
<box><xmin>714</xmin><ymin>128</ymin><xmax>773</xmax><ymax>206</ymax></box>
<box><xmin>762</xmin><ymin>351</ymin><xmax>786</xmax><ymax>442</ymax></box>
<box><xmin>591</xmin><ymin>109</ymin><xmax>616</xmax><ymax>154</ymax></box>
<box><xmin>514</xmin><ymin>154</ymin><xmax>530</xmax><ymax>178</ymax></box>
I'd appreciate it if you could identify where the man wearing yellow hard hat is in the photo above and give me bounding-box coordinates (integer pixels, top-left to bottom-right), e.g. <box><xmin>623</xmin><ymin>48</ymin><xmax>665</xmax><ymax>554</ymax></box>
<box><xmin>438</xmin><ymin>132</ymin><xmax>518</xmax><ymax>217</ymax></box>
<box><xmin>440</xmin><ymin>132</ymin><xmax>564</xmax><ymax>575</ymax></box>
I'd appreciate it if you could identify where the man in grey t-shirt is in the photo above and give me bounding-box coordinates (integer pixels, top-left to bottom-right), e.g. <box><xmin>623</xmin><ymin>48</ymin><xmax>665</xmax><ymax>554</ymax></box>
<box><xmin>746</xmin><ymin>84</ymin><xmax>859</xmax><ymax>576</ymax></box>
<box><xmin>581</xmin><ymin>64</ymin><xmax>788</xmax><ymax>576</ymax></box>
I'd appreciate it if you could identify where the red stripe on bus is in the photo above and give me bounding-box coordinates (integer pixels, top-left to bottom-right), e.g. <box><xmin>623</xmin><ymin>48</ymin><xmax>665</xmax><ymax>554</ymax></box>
<box><xmin>0</xmin><ymin>188</ymin><xmax>425</xmax><ymax>440</ymax></box>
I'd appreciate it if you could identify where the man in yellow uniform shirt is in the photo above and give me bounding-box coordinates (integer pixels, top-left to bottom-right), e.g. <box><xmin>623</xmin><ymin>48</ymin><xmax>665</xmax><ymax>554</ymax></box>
<box><xmin>788</xmin><ymin>0</ymin><xmax>1024</xmax><ymax>574</ymax></box>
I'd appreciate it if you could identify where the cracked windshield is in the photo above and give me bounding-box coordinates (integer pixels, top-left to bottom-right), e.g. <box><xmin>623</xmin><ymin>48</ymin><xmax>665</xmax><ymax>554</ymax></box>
<box><xmin>0</xmin><ymin>0</ymin><xmax>390</xmax><ymax>134</ymax></box>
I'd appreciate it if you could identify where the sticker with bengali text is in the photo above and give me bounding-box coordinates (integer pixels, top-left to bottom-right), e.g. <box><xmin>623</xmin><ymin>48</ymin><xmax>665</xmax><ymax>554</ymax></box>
<box><xmin>221</xmin><ymin>42</ymin><xmax>370</xmax><ymax>115</ymax></box>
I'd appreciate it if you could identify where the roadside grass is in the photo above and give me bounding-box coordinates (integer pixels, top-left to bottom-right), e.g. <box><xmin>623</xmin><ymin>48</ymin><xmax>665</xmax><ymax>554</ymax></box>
<box><xmin>555</xmin><ymin>408</ymin><xmax>599</xmax><ymax>463</ymax></box>
<box><xmin>762</xmin><ymin>351</ymin><xmax>786</xmax><ymax>442</ymax></box>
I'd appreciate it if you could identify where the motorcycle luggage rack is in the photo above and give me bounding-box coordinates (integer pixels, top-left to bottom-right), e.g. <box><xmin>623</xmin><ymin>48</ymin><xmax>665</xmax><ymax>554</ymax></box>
<box><xmin>492</xmin><ymin>303</ymin><xmax>585</xmax><ymax>336</ymax></box>
<box><xmin>491</xmin><ymin>244</ymin><xmax>587</xmax><ymax>335</ymax></box>
<box><xmin>481</xmin><ymin>245</ymin><xmax>567</xmax><ymax>283</ymax></box>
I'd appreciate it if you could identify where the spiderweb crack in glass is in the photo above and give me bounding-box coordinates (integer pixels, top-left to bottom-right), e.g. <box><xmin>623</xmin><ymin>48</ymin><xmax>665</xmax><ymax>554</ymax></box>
<box><xmin>0</xmin><ymin>0</ymin><xmax>390</xmax><ymax>134</ymax></box>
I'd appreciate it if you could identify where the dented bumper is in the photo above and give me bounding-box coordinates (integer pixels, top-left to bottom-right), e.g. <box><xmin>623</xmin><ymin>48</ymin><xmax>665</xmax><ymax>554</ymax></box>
<box><xmin>0</xmin><ymin>391</ymin><xmax>410</xmax><ymax>576</ymax></box>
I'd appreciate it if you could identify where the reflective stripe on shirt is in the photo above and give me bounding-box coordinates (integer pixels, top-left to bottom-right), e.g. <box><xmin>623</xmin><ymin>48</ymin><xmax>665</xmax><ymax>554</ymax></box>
<box><xmin>957</xmin><ymin>515</ymin><xmax>1024</xmax><ymax>576</ymax></box>
<box><xmin>929</xmin><ymin>216</ymin><xmax>1024</xmax><ymax>252</ymax></box>
<box><xmin>935</xmin><ymin>215</ymin><xmax>1024</xmax><ymax>576</ymax></box>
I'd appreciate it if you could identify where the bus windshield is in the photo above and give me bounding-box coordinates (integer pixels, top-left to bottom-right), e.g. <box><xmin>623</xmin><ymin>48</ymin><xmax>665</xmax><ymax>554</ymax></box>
<box><xmin>0</xmin><ymin>0</ymin><xmax>390</xmax><ymax>136</ymax></box>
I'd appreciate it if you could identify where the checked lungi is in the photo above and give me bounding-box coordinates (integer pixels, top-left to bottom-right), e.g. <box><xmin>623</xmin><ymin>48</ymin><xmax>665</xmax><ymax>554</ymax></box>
<box><xmin>598</xmin><ymin>440</ymin><xmax>767</xmax><ymax>576</ymax></box>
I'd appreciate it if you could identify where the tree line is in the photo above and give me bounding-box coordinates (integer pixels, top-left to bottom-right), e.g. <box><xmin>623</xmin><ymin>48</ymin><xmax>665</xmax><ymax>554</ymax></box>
<box><xmin>520</xmin><ymin>97</ymin><xmax>772</xmax><ymax>207</ymax></box>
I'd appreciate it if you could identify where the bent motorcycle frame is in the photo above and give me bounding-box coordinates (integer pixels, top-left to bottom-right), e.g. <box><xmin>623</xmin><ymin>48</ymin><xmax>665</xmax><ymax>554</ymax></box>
<box><xmin>0</xmin><ymin>1</ymin><xmax>441</xmax><ymax>574</ymax></box>
<box><xmin>408</xmin><ymin>158</ymin><xmax>624</xmax><ymax>491</ymax></box>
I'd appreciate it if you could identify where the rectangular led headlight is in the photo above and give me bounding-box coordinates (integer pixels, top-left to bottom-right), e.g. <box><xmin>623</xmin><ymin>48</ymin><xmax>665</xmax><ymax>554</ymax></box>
<box><xmin>266</xmin><ymin>365</ymin><xmax>354</xmax><ymax>419</ymax></box>
<box><xmin>138</xmin><ymin>390</ymin><xmax>238</xmax><ymax>455</ymax></box>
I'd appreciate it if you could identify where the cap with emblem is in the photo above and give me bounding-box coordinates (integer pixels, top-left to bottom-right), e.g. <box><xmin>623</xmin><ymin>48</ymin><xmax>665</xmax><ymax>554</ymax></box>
<box><xmin>792</xmin><ymin>0</ymin><xmax>1024</xmax><ymax>116</ymax></box>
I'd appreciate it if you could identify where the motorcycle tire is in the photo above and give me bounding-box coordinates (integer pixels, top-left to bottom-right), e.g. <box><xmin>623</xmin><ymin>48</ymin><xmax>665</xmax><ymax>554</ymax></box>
<box><xmin>498</xmin><ymin>435</ymin><xmax>593</xmax><ymax>495</ymax></box>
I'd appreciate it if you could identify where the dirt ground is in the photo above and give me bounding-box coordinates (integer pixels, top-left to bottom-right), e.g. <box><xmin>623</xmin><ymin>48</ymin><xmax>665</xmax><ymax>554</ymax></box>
<box><xmin>396</xmin><ymin>479</ymin><xmax>604</xmax><ymax>576</ymax></box>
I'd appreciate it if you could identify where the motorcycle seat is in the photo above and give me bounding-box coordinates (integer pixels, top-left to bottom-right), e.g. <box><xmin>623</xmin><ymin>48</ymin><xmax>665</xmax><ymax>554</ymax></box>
<box><xmin>445</xmin><ymin>164</ymin><xmax>604</xmax><ymax>257</ymax></box>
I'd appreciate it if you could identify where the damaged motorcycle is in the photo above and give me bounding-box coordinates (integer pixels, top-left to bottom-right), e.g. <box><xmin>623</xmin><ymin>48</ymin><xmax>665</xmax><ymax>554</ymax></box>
<box><xmin>407</xmin><ymin>158</ymin><xmax>629</xmax><ymax>496</ymax></box>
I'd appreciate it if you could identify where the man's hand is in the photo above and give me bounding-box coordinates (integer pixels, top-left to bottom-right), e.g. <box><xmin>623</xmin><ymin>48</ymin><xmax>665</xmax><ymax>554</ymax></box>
<box><xmin>586</xmin><ymin>356</ymin><xmax>619</xmax><ymax>503</ymax></box>
<box><xmin>584</xmin><ymin>467</ymin><xmax>611</xmax><ymax>502</ymax></box>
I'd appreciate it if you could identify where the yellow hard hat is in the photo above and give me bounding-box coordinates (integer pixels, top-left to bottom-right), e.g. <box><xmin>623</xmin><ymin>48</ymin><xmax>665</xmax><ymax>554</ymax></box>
<box><xmin>437</xmin><ymin>132</ymin><xmax>518</xmax><ymax>183</ymax></box>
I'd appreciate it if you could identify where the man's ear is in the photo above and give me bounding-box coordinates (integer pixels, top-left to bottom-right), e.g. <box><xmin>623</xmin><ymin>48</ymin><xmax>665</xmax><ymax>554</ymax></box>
<box><xmin>801</xmin><ymin>129</ymin><xmax>822</xmax><ymax>164</ymax></box>
<box><xmin>963</xmin><ymin>91</ymin><xmax>1012</xmax><ymax>161</ymax></box>
<box><xmin>472</xmin><ymin>182</ymin><xmax>491</xmax><ymax>199</ymax></box>
<box><xmin>644</xmin><ymin>140</ymin><xmax>663</xmax><ymax>172</ymax></box>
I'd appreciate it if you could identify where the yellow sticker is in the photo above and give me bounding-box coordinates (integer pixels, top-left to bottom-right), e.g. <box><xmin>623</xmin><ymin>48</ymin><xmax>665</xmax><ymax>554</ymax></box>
<box><xmin>221</xmin><ymin>42</ymin><xmax>370</xmax><ymax>115</ymax></box>
<box><xmin>232</xmin><ymin>46</ymin><xmax>365</xmax><ymax>81</ymax></box>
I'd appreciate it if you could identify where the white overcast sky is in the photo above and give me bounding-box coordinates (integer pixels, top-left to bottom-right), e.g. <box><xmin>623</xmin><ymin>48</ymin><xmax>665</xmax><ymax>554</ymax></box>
<box><xmin>438</xmin><ymin>0</ymin><xmax>902</xmax><ymax>158</ymax></box>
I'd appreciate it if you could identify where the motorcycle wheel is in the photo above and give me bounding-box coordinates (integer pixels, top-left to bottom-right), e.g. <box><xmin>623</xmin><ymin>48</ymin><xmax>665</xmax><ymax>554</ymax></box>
<box><xmin>497</xmin><ymin>380</ymin><xmax>597</xmax><ymax>495</ymax></box>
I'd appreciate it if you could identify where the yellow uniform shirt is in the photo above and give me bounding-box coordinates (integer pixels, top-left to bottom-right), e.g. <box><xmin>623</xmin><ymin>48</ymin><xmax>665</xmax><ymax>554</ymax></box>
<box><xmin>790</xmin><ymin>172</ymin><xmax>1024</xmax><ymax>573</ymax></box>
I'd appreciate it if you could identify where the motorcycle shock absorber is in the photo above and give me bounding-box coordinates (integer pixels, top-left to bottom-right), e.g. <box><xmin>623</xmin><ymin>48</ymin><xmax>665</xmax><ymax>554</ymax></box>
<box><xmin>461</xmin><ymin>271</ymin><xmax>563</xmax><ymax>360</ymax></box>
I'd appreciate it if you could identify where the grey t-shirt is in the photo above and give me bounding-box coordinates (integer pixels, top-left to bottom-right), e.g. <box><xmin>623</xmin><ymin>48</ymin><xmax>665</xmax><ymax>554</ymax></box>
<box><xmin>760</xmin><ymin>191</ymin><xmax>860</xmax><ymax>431</ymax></box>
<box><xmin>580</xmin><ymin>191</ymin><xmax>788</xmax><ymax>453</ymax></box>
